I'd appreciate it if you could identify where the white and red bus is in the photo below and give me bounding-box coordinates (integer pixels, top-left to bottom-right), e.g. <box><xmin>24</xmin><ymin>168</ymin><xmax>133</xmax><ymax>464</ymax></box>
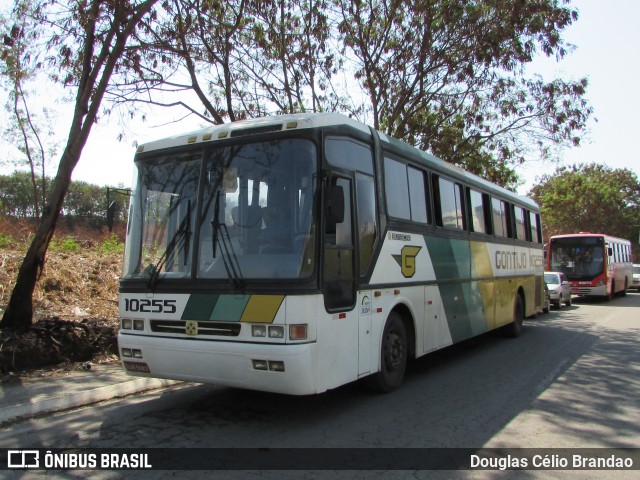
<box><xmin>547</xmin><ymin>233</ymin><xmax>633</xmax><ymax>300</ymax></box>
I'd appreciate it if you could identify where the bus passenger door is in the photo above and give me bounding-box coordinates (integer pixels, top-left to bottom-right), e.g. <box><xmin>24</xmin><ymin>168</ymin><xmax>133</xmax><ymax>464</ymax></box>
<box><xmin>358</xmin><ymin>291</ymin><xmax>372</xmax><ymax>375</ymax></box>
<box><xmin>323</xmin><ymin>176</ymin><xmax>356</xmax><ymax>311</ymax></box>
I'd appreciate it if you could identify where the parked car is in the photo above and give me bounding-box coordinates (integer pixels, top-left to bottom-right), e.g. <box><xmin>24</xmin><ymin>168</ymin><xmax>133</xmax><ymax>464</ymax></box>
<box><xmin>631</xmin><ymin>264</ymin><xmax>640</xmax><ymax>292</ymax></box>
<box><xmin>544</xmin><ymin>271</ymin><xmax>572</xmax><ymax>308</ymax></box>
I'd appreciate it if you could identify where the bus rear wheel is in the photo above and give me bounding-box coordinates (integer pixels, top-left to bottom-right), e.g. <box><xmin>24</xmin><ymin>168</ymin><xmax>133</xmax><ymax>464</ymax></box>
<box><xmin>364</xmin><ymin>312</ymin><xmax>407</xmax><ymax>393</ymax></box>
<box><xmin>504</xmin><ymin>294</ymin><xmax>524</xmax><ymax>338</ymax></box>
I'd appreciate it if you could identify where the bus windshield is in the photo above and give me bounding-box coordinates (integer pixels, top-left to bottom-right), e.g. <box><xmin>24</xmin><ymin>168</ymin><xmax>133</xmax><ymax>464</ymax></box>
<box><xmin>122</xmin><ymin>138</ymin><xmax>318</xmax><ymax>284</ymax></box>
<box><xmin>549</xmin><ymin>236</ymin><xmax>605</xmax><ymax>281</ymax></box>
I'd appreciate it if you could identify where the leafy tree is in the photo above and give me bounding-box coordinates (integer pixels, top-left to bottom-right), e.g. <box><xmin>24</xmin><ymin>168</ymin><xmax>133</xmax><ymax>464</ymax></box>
<box><xmin>245</xmin><ymin>0</ymin><xmax>339</xmax><ymax>114</ymax></box>
<box><xmin>0</xmin><ymin>0</ymin><xmax>56</xmax><ymax>220</ymax></box>
<box><xmin>108</xmin><ymin>0</ymin><xmax>592</xmax><ymax>191</ymax></box>
<box><xmin>336</xmin><ymin>0</ymin><xmax>592</xmax><ymax>188</ymax></box>
<box><xmin>1</xmin><ymin>0</ymin><xmax>160</xmax><ymax>330</ymax></box>
<box><xmin>0</xmin><ymin>171</ymin><xmax>49</xmax><ymax>217</ymax></box>
<box><xmin>109</xmin><ymin>0</ymin><xmax>341</xmax><ymax>124</ymax></box>
<box><xmin>0</xmin><ymin>172</ymin><xmax>127</xmax><ymax>223</ymax></box>
<box><xmin>529</xmin><ymin>163</ymin><xmax>640</xmax><ymax>258</ymax></box>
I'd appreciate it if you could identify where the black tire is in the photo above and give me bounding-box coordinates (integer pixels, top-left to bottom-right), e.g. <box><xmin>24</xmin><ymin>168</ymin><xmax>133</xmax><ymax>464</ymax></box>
<box><xmin>364</xmin><ymin>312</ymin><xmax>408</xmax><ymax>393</ymax></box>
<box><xmin>504</xmin><ymin>294</ymin><xmax>524</xmax><ymax>338</ymax></box>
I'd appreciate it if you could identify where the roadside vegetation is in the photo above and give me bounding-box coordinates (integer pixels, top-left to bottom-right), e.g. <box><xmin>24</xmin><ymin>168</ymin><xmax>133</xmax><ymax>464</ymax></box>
<box><xmin>0</xmin><ymin>215</ymin><xmax>124</xmax><ymax>376</ymax></box>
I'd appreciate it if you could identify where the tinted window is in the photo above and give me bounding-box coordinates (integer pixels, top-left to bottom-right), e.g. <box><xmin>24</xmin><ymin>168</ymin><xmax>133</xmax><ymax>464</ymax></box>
<box><xmin>356</xmin><ymin>173</ymin><xmax>377</xmax><ymax>275</ymax></box>
<box><xmin>407</xmin><ymin>166</ymin><xmax>429</xmax><ymax>223</ymax></box>
<box><xmin>384</xmin><ymin>158</ymin><xmax>430</xmax><ymax>223</ymax></box>
<box><xmin>492</xmin><ymin>198</ymin><xmax>509</xmax><ymax>237</ymax></box>
<box><xmin>325</xmin><ymin>137</ymin><xmax>374</xmax><ymax>174</ymax></box>
<box><xmin>384</xmin><ymin>158</ymin><xmax>411</xmax><ymax>219</ymax></box>
<box><xmin>530</xmin><ymin>211</ymin><xmax>541</xmax><ymax>243</ymax></box>
<box><xmin>469</xmin><ymin>188</ymin><xmax>488</xmax><ymax>234</ymax></box>
<box><xmin>514</xmin><ymin>206</ymin><xmax>526</xmax><ymax>240</ymax></box>
<box><xmin>436</xmin><ymin>177</ymin><xmax>464</xmax><ymax>230</ymax></box>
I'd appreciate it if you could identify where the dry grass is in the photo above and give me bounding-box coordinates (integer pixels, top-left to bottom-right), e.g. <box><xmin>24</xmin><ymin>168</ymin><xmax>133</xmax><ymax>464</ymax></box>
<box><xmin>0</xmin><ymin>240</ymin><xmax>121</xmax><ymax>322</ymax></box>
<box><xmin>0</xmin><ymin>217</ymin><xmax>124</xmax><ymax>375</ymax></box>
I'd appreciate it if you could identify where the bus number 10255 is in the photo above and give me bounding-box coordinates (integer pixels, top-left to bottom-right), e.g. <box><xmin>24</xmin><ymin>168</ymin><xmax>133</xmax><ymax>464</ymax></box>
<box><xmin>124</xmin><ymin>298</ymin><xmax>177</xmax><ymax>314</ymax></box>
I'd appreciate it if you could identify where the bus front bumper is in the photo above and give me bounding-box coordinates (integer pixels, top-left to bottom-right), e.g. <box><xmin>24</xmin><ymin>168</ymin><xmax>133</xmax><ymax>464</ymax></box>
<box><xmin>118</xmin><ymin>333</ymin><xmax>318</xmax><ymax>395</ymax></box>
<box><xmin>571</xmin><ymin>284</ymin><xmax>608</xmax><ymax>297</ymax></box>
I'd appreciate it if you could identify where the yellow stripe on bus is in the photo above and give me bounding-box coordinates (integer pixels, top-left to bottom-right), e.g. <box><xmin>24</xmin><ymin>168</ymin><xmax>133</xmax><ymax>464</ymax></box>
<box><xmin>240</xmin><ymin>295</ymin><xmax>285</xmax><ymax>323</ymax></box>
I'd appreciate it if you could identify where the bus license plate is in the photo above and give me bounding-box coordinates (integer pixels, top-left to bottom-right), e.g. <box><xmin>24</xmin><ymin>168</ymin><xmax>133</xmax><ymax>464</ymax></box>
<box><xmin>123</xmin><ymin>361</ymin><xmax>151</xmax><ymax>373</ymax></box>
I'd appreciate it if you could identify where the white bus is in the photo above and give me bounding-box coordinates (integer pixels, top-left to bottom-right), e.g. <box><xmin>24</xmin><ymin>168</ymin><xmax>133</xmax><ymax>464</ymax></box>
<box><xmin>118</xmin><ymin>113</ymin><xmax>544</xmax><ymax>395</ymax></box>
<box><xmin>547</xmin><ymin>233</ymin><xmax>633</xmax><ymax>299</ymax></box>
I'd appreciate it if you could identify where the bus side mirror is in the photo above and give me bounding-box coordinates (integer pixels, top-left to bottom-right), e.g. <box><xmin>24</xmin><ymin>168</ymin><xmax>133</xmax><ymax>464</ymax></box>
<box><xmin>327</xmin><ymin>185</ymin><xmax>344</xmax><ymax>224</ymax></box>
<box><xmin>106</xmin><ymin>201</ymin><xmax>116</xmax><ymax>232</ymax></box>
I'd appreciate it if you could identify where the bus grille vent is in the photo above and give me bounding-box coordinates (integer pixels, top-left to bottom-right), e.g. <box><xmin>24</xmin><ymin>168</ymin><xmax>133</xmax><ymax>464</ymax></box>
<box><xmin>150</xmin><ymin>320</ymin><xmax>241</xmax><ymax>336</ymax></box>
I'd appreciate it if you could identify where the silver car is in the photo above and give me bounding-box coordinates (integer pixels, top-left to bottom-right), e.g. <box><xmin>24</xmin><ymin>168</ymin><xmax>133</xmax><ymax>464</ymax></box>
<box><xmin>544</xmin><ymin>271</ymin><xmax>572</xmax><ymax>308</ymax></box>
<box><xmin>631</xmin><ymin>264</ymin><xmax>640</xmax><ymax>292</ymax></box>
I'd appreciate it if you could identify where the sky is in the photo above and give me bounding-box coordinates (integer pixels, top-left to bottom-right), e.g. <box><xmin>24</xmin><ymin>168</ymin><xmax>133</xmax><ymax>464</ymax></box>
<box><xmin>2</xmin><ymin>0</ymin><xmax>639</xmax><ymax>196</ymax></box>
<box><xmin>517</xmin><ymin>0</ymin><xmax>640</xmax><ymax>194</ymax></box>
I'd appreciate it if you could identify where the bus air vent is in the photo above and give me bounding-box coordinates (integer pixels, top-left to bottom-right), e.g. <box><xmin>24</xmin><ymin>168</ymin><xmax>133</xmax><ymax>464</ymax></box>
<box><xmin>230</xmin><ymin>124</ymin><xmax>282</xmax><ymax>138</ymax></box>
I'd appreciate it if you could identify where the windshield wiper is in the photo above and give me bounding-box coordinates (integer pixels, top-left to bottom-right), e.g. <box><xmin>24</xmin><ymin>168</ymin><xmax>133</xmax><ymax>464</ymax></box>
<box><xmin>211</xmin><ymin>192</ymin><xmax>244</xmax><ymax>290</ymax></box>
<box><xmin>147</xmin><ymin>200</ymin><xmax>191</xmax><ymax>289</ymax></box>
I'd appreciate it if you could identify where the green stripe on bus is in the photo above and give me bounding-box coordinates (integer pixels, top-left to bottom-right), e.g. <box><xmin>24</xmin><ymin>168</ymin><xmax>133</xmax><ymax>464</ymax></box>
<box><xmin>182</xmin><ymin>294</ymin><xmax>220</xmax><ymax>320</ymax></box>
<box><xmin>424</xmin><ymin>236</ymin><xmax>489</xmax><ymax>342</ymax></box>
<box><xmin>210</xmin><ymin>295</ymin><xmax>250</xmax><ymax>321</ymax></box>
<box><xmin>424</xmin><ymin>236</ymin><xmax>464</xmax><ymax>280</ymax></box>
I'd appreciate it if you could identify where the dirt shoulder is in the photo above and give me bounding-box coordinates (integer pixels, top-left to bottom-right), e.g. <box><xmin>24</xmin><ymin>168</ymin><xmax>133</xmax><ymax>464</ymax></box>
<box><xmin>1</xmin><ymin>239</ymin><xmax>122</xmax><ymax>381</ymax></box>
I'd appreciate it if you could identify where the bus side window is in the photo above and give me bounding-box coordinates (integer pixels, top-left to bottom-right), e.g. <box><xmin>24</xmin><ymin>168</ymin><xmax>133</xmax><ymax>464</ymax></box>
<box><xmin>491</xmin><ymin>198</ymin><xmax>507</xmax><ymax>237</ymax></box>
<box><xmin>468</xmin><ymin>188</ymin><xmax>490</xmax><ymax>234</ymax></box>
<box><xmin>529</xmin><ymin>211</ymin><xmax>542</xmax><ymax>243</ymax></box>
<box><xmin>407</xmin><ymin>166</ymin><xmax>430</xmax><ymax>223</ymax></box>
<box><xmin>433</xmin><ymin>175</ymin><xmax>464</xmax><ymax>230</ymax></box>
<box><xmin>356</xmin><ymin>173</ymin><xmax>377</xmax><ymax>276</ymax></box>
<box><xmin>513</xmin><ymin>205</ymin><xmax>526</xmax><ymax>240</ymax></box>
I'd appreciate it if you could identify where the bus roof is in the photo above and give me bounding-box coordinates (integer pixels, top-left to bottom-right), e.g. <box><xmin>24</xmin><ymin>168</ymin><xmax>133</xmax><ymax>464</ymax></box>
<box><xmin>136</xmin><ymin>113</ymin><xmax>369</xmax><ymax>153</ymax></box>
<box><xmin>136</xmin><ymin>112</ymin><xmax>536</xmax><ymax>210</ymax></box>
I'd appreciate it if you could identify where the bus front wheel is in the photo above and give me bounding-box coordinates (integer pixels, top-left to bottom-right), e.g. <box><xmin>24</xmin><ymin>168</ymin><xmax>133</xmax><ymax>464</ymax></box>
<box><xmin>364</xmin><ymin>312</ymin><xmax>407</xmax><ymax>393</ymax></box>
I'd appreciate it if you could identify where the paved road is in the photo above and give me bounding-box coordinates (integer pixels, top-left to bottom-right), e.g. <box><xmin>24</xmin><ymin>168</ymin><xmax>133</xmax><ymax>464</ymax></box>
<box><xmin>2</xmin><ymin>293</ymin><xmax>639</xmax><ymax>479</ymax></box>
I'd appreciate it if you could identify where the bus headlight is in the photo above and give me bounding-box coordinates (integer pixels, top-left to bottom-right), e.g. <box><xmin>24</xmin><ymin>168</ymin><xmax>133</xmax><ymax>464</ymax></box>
<box><xmin>252</xmin><ymin>325</ymin><xmax>267</xmax><ymax>337</ymax></box>
<box><xmin>268</xmin><ymin>326</ymin><xmax>285</xmax><ymax>338</ymax></box>
<box><xmin>122</xmin><ymin>318</ymin><xmax>133</xmax><ymax>330</ymax></box>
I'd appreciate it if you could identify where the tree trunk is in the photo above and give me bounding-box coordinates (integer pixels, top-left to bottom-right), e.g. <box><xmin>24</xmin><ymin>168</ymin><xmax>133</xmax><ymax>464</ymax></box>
<box><xmin>1</xmin><ymin>148</ymin><xmax>79</xmax><ymax>330</ymax></box>
<box><xmin>0</xmin><ymin>0</ymin><xmax>160</xmax><ymax>331</ymax></box>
